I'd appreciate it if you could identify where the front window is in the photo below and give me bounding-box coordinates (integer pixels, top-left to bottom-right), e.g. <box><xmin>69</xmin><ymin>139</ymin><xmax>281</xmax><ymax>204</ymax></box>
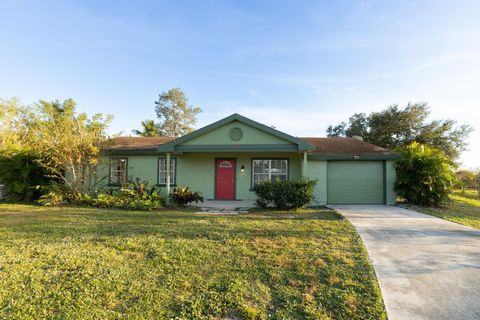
<box><xmin>158</xmin><ymin>158</ymin><xmax>176</xmax><ymax>185</ymax></box>
<box><xmin>109</xmin><ymin>157</ymin><xmax>127</xmax><ymax>185</ymax></box>
<box><xmin>252</xmin><ymin>159</ymin><xmax>288</xmax><ymax>185</ymax></box>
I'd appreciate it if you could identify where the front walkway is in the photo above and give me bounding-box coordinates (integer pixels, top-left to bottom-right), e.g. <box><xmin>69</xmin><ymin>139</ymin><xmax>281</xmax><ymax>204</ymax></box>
<box><xmin>330</xmin><ymin>205</ymin><xmax>480</xmax><ymax>320</ymax></box>
<box><xmin>191</xmin><ymin>200</ymin><xmax>255</xmax><ymax>214</ymax></box>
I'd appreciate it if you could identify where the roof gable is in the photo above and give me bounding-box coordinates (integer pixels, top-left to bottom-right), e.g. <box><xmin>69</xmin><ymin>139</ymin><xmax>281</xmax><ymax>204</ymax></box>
<box><xmin>158</xmin><ymin>113</ymin><xmax>314</xmax><ymax>152</ymax></box>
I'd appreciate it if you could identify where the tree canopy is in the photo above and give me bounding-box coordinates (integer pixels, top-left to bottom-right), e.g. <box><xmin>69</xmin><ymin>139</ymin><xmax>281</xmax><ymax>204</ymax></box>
<box><xmin>31</xmin><ymin>99</ymin><xmax>112</xmax><ymax>194</ymax></box>
<box><xmin>326</xmin><ymin>103</ymin><xmax>472</xmax><ymax>159</ymax></box>
<box><xmin>154</xmin><ymin>88</ymin><xmax>201</xmax><ymax>137</ymax></box>
<box><xmin>0</xmin><ymin>98</ymin><xmax>112</xmax><ymax>200</ymax></box>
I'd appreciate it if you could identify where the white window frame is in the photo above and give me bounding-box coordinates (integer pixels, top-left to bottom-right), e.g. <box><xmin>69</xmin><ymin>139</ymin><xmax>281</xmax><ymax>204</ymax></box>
<box><xmin>158</xmin><ymin>157</ymin><xmax>176</xmax><ymax>186</ymax></box>
<box><xmin>109</xmin><ymin>157</ymin><xmax>128</xmax><ymax>185</ymax></box>
<box><xmin>251</xmin><ymin>159</ymin><xmax>288</xmax><ymax>186</ymax></box>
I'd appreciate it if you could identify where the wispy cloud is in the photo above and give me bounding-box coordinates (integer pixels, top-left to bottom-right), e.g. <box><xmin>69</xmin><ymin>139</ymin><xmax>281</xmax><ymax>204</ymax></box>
<box><xmin>232</xmin><ymin>36</ymin><xmax>376</xmax><ymax>59</ymax></box>
<box><xmin>229</xmin><ymin>53</ymin><xmax>480</xmax><ymax>89</ymax></box>
<box><xmin>372</xmin><ymin>54</ymin><xmax>480</xmax><ymax>79</ymax></box>
<box><xmin>197</xmin><ymin>104</ymin><xmax>347</xmax><ymax>137</ymax></box>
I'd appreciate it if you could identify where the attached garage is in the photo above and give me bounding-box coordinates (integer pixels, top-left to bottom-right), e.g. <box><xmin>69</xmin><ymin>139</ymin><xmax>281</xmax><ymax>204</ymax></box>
<box><xmin>299</xmin><ymin>137</ymin><xmax>400</xmax><ymax>205</ymax></box>
<box><xmin>327</xmin><ymin>161</ymin><xmax>385</xmax><ymax>204</ymax></box>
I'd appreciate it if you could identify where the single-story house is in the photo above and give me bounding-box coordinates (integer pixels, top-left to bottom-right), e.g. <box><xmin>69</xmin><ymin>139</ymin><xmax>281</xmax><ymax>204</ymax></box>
<box><xmin>100</xmin><ymin>113</ymin><xmax>399</xmax><ymax>205</ymax></box>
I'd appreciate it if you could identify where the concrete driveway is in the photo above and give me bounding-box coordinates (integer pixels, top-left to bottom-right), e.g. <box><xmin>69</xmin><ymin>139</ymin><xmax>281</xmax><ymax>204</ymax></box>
<box><xmin>330</xmin><ymin>205</ymin><xmax>480</xmax><ymax>320</ymax></box>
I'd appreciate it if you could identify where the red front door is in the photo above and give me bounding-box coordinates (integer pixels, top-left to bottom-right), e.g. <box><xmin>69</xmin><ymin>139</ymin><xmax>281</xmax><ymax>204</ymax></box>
<box><xmin>215</xmin><ymin>159</ymin><xmax>235</xmax><ymax>200</ymax></box>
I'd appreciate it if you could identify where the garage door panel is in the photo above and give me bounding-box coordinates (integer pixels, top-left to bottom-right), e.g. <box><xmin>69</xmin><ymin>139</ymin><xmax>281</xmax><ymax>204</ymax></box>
<box><xmin>327</xmin><ymin>161</ymin><xmax>384</xmax><ymax>204</ymax></box>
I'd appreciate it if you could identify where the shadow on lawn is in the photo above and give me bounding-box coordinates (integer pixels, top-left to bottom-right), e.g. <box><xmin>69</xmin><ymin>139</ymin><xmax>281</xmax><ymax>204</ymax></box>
<box><xmin>0</xmin><ymin>207</ymin><xmax>344</xmax><ymax>241</ymax></box>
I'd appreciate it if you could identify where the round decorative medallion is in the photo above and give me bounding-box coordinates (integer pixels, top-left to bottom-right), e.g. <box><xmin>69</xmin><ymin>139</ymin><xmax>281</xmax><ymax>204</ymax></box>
<box><xmin>229</xmin><ymin>127</ymin><xmax>243</xmax><ymax>141</ymax></box>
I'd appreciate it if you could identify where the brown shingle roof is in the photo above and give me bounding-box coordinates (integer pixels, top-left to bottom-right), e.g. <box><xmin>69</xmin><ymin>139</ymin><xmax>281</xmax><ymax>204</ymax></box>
<box><xmin>102</xmin><ymin>136</ymin><xmax>174</xmax><ymax>151</ymax></box>
<box><xmin>102</xmin><ymin>136</ymin><xmax>396</xmax><ymax>157</ymax></box>
<box><xmin>299</xmin><ymin>137</ymin><xmax>396</xmax><ymax>156</ymax></box>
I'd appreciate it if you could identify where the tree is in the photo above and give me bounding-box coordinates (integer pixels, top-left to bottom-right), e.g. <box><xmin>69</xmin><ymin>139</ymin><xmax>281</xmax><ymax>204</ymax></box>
<box><xmin>30</xmin><ymin>99</ymin><xmax>112</xmax><ymax>196</ymax></box>
<box><xmin>0</xmin><ymin>152</ymin><xmax>51</xmax><ymax>201</ymax></box>
<box><xmin>456</xmin><ymin>170</ymin><xmax>479</xmax><ymax>190</ymax></box>
<box><xmin>0</xmin><ymin>98</ymin><xmax>50</xmax><ymax>201</ymax></box>
<box><xmin>0</xmin><ymin>98</ymin><xmax>34</xmax><ymax>153</ymax></box>
<box><xmin>154</xmin><ymin>88</ymin><xmax>201</xmax><ymax>137</ymax></box>
<box><xmin>394</xmin><ymin>142</ymin><xmax>455</xmax><ymax>206</ymax></box>
<box><xmin>132</xmin><ymin>119</ymin><xmax>160</xmax><ymax>137</ymax></box>
<box><xmin>326</xmin><ymin>103</ymin><xmax>472</xmax><ymax>159</ymax></box>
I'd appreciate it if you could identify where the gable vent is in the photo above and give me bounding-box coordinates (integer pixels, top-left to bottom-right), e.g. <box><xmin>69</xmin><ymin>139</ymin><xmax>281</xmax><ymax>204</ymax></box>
<box><xmin>229</xmin><ymin>127</ymin><xmax>243</xmax><ymax>141</ymax></box>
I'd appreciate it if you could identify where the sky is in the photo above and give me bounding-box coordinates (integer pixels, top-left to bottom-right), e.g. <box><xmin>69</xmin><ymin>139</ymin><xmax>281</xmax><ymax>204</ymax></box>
<box><xmin>1</xmin><ymin>0</ymin><xmax>479</xmax><ymax>168</ymax></box>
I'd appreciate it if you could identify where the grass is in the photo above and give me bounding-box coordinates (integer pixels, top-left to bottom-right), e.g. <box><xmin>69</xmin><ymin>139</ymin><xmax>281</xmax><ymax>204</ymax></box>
<box><xmin>413</xmin><ymin>189</ymin><xmax>480</xmax><ymax>229</ymax></box>
<box><xmin>0</xmin><ymin>204</ymin><xmax>386</xmax><ymax>320</ymax></box>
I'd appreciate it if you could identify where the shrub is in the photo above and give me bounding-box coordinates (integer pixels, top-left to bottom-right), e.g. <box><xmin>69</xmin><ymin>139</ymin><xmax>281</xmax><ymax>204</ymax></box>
<box><xmin>394</xmin><ymin>142</ymin><xmax>455</xmax><ymax>206</ymax></box>
<box><xmin>37</xmin><ymin>189</ymin><xmax>67</xmax><ymax>206</ymax></box>
<box><xmin>169</xmin><ymin>187</ymin><xmax>204</xmax><ymax>206</ymax></box>
<box><xmin>36</xmin><ymin>182</ymin><xmax>75</xmax><ymax>206</ymax></box>
<box><xmin>253</xmin><ymin>178</ymin><xmax>317</xmax><ymax>210</ymax></box>
<box><xmin>0</xmin><ymin>152</ymin><xmax>52</xmax><ymax>201</ymax></box>
<box><xmin>89</xmin><ymin>179</ymin><xmax>165</xmax><ymax>210</ymax></box>
<box><xmin>35</xmin><ymin>178</ymin><xmax>166</xmax><ymax>210</ymax></box>
<box><xmin>252</xmin><ymin>181</ymin><xmax>271</xmax><ymax>208</ymax></box>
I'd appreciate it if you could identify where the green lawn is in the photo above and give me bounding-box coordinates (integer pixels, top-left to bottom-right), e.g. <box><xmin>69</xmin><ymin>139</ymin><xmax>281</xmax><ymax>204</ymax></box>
<box><xmin>0</xmin><ymin>204</ymin><xmax>385</xmax><ymax>320</ymax></box>
<box><xmin>415</xmin><ymin>190</ymin><xmax>480</xmax><ymax>229</ymax></box>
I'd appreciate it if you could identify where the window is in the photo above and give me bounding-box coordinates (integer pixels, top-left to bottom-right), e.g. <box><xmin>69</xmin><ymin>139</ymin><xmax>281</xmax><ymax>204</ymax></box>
<box><xmin>109</xmin><ymin>157</ymin><xmax>127</xmax><ymax>185</ymax></box>
<box><xmin>252</xmin><ymin>159</ymin><xmax>288</xmax><ymax>185</ymax></box>
<box><xmin>219</xmin><ymin>160</ymin><xmax>232</xmax><ymax>168</ymax></box>
<box><xmin>158</xmin><ymin>158</ymin><xmax>176</xmax><ymax>185</ymax></box>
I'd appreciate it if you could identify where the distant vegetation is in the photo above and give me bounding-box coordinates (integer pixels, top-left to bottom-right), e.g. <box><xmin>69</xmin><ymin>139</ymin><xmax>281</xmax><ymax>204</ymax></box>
<box><xmin>133</xmin><ymin>88</ymin><xmax>202</xmax><ymax>137</ymax></box>
<box><xmin>327</xmin><ymin>102</ymin><xmax>472</xmax><ymax>160</ymax></box>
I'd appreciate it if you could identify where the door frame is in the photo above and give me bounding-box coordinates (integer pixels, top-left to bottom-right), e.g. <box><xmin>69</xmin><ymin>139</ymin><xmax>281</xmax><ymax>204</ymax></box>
<box><xmin>214</xmin><ymin>157</ymin><xmax>237</xmax><ymax>200</ymax></box>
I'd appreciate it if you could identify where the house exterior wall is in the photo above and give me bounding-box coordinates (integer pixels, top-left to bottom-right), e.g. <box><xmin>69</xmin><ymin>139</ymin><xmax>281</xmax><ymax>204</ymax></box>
<box><xmin>96</xmin><ymin>155</ymin><xmax>397</xmax><ymax>204</ymax></box>
<box><xmin>182</xmin><ymin>120</ymin><xmax>294</xmax><ymax>146</ymax></box>
<box><xmin>306</xmin><ymin>160</ymin><xmax>328</xmax><ymax>205</ymax></box>
<box><xmin>385</xmin><ymin>160</ymin><xmax>397</xmax><ymax>204</ymax></box>
<box><xmin>98</xmin><ymin>152</ymin><xmax>302</xmax><ymax>200</ymax></box>
<box><xmin>96</xmin><ymin>155</ymin><xmax>159</xmax><ymax>188</ymax></box>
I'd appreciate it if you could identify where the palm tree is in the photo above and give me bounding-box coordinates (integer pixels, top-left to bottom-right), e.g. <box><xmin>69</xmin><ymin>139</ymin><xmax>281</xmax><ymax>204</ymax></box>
<box><xmin>132</xmin><ymin>119</ymin><xmax>160</xmax><ymax>137</ymax></box>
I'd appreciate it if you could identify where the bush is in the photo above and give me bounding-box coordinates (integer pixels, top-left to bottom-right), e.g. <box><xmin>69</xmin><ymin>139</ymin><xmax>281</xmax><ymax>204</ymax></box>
<box><xmin>37</xmin><ymin>182</ymin><xmax>71</xmax><ymax>206</ymax></box>
<box><xmin>253</xmin><ymin>178</ymin><xmax>317</xmax><ymax>210</ymax></box>
<box><xmin>90</xmin><ymin>179</ymin><xmax>165</xmax><ymax>210</ymax></box>
<box><xmin>394</xmin><ymin>142</ymin><xmax>455</xmax><ymax>206</ymax></box>
<box><xmin>35</xmin><ymin>178</ymin><xmax>165</xmax><ymax>210</ymax></box>
<box><xmin>252</xmin><ymin>181</ymin><xmax>270</xmax><ymax>208</ymax></box>
<box><xmin>0</xmin><ymin>152</ymin><xmax>53</xmax><ymax>201</ymax></box>
<box><xmin>169</xmin><ymin>187</ymin><xmax>204</xmax><ymax>206</ymax></box>
<box><xmin>37</xmin><ymin>182</ymin><xmax>100</xmax><ymax>206</ymax></box>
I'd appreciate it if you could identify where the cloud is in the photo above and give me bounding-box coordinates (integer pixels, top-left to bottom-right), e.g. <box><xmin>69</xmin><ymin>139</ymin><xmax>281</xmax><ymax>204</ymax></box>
<box><xmin>229</xmin><ymin>53</ymin><xmax>480</xmax><ymax>91</ymax></box>
<box><xmin>197</xmin><ymin>105</ymin><xmax>344</xmax><ymax>137</ymax></box>
<box><xmin>371</xmin><ymin>54</ymin><xmax>480</xmax><ymax>79</ymax></box>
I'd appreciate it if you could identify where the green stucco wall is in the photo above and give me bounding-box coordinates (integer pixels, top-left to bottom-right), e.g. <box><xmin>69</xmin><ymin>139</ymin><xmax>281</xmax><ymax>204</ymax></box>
<box><xmin>96</xmin><ymin>155</ymin><xmax>159</xmax><ymax>188</ymax></box>
<box><xmin>177</xmin><ymin>152</ymin><xmax>301</xmax><ymax>200</ymax></box>
<box><xmin>306</xmin><ymin>160</ymin><xmax>327</xmax><ymax>205</ymax></box>
<box><xmin>183</xmin><ymin>121</ymin><xmax>294</xmax><ymax>145</ymax></box>
<box><xmin>98</xmin><ymin>152</ymin><xmax>302</xmax><ymax>200</ymax></box>
<box><xmin>95</xmin><ymin>155</ymin><xmax>396</xmax><ymax>205</ymax></box>
<box><xmin>385</xmin><ymin>160</ymin><xmax>397</xmax><ymax>204</ymax></box>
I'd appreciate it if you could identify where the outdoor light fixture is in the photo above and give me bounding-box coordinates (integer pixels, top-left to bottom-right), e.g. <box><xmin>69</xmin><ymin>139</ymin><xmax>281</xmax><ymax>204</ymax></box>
<box><xmin>241</xmin><ymin>165</ymin><xmax>245</xmax><ymax>172</ymax></box>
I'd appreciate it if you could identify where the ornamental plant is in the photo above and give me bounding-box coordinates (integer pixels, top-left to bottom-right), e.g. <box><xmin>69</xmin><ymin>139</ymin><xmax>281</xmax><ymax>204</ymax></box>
<box><xmin>169</xmin><ymin>187</ymin><xmax>204</xmax><ymax>206</ymax></box>
<box><xmin>394</xmin><ymin>142</ymin><xmax>455</xmax><ymax>206</ymax></box>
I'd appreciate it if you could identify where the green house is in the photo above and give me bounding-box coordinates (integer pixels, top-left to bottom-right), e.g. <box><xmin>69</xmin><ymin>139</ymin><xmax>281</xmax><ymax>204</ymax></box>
<box><xmin>100</xmin><ymin>114</ymin><xmax>399</xmax><ymax>205</ymax></box>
